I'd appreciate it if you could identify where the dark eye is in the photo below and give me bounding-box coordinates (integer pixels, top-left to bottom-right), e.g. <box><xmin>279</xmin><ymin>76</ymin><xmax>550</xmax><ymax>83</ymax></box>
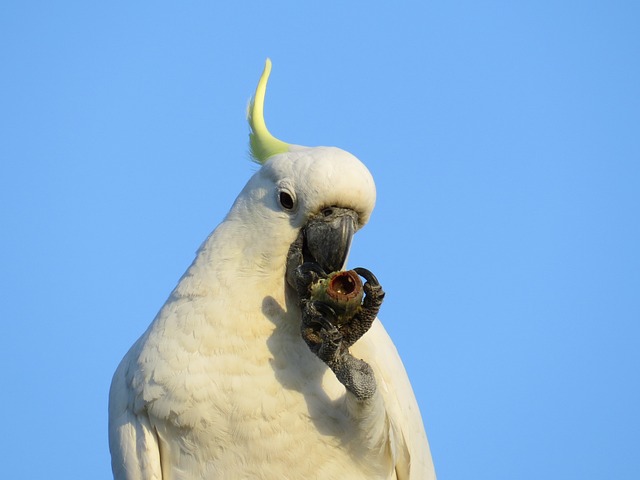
<box><xmin>279</xmin><ymin>191</ymin><xmax>295</xmax><ymax>210</ymax></box>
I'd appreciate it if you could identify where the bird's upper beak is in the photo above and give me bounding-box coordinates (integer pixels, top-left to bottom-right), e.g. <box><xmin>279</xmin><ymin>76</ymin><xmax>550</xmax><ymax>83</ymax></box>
<box><xmin>303</xmin><ymin>207</ymin><xmax>358</xmax><ymax>273</ymax></box>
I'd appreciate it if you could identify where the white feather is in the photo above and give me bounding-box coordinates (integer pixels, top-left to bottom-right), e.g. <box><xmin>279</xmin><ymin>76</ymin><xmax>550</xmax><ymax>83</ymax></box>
<box><xmin>109</xmin><ymin>146</ymin><xmax>436</xmax><ymax>479</ymax></box>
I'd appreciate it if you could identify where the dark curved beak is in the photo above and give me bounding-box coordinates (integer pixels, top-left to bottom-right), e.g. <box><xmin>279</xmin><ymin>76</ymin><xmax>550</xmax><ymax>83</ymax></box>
<box><xmin>303</xmin><ymin>207</ymin><xmax>358</xmax><ymax>273</ymax></box>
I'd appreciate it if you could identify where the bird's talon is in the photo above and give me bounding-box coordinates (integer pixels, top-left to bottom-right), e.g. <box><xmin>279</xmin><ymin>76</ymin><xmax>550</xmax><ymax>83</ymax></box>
<box><xmin>353</xmin><ymin>267</ymin><xmax>380</xmax><ymax>287</ymax></box>
<box><xmin>293</xmin><ymin>263</ymin><xmax>329</xmax><ymax>299</ymax></box>
<box><xmin>353</xmin><ymin>267</ymin><xmax>385</xmax><ymax>302</ymax></box>
<box><xmin>311</xmin><ymin>301</ymin><xmax>337</xmax><ymax>324</ymax></box>
<box><xmin>297</xmin><ymin>262</ymin><xmax>328</xmax><ymax>279</ymax></box>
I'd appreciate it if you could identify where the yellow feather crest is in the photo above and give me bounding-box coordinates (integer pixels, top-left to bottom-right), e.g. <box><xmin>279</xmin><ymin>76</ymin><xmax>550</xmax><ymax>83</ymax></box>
<box><xmin>247</xmin><ymin>59</ymin><xmax>290</xmax><ymax>164</ymax></box>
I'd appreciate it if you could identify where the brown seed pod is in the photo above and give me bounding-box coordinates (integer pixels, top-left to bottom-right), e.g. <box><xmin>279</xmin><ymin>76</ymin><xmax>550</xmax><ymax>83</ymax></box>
<box><xmin>310</xmin><ymin>270</ymin><xmax>364</xmax><ymax>325</ymax></box>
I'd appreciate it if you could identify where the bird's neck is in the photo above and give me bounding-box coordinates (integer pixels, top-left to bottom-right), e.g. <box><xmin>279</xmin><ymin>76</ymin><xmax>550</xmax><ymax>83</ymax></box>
<box><xmin>171</xmin><ymin>216</ymin><xmax>292</xmax><ymax>304</ymax></box>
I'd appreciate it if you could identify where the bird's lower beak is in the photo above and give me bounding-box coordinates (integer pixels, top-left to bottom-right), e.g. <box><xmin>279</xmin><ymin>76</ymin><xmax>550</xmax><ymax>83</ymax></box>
<box><xmin>303</xmin><ymin>207</ymin><xmax>358</xmax><ymax>273</ymax></box>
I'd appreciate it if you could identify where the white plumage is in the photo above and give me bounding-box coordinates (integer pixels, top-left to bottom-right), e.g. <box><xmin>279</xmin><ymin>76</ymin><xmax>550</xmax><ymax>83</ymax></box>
<box><xmin>109</xmin><ymin>62</ymin><xmax>436</xmax><ymax>479</ymax></box>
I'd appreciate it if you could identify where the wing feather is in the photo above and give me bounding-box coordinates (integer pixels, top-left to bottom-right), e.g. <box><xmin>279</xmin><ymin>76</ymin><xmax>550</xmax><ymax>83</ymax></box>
<box><xmin>109</xmin><ymin>354</ymin><xmax>163</xmax><ymax>480</ymax></box>
<box><xmin>353</xmin><ymin>319</ymin><xmax>437</xmax><ymax>480</ymax></box>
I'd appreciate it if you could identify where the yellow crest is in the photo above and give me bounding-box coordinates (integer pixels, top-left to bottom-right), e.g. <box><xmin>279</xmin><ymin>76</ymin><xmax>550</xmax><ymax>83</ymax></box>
<box><xmin>247</xmin><ymin>59</ymin><xmax>290</xmax><ymax>164</ymax></box>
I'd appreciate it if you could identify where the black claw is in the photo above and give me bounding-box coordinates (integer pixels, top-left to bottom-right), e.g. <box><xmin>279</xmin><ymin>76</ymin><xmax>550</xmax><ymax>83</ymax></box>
<box><xmin>308</xmin><ymin>315</ymin><xmax>335</xmax><ymax>334</ymax></box>
<box><xmin>293</xmin><ymin>262</ymin><xmax>329</xmax><ymax>299</ymax></box>
<box><xmin>301</xmin><ymin>300</ymin><xmax>342</xmax><ymax>364</ymax></box>
<box><xmin>353</xmin><ymin>267</ymin><xmax>380</xmax><ymax>286</ymax></box>
<box><xmin>312</xmin><ymin>301</ymin><xmax>337</xmax><ymax>325</ymax></box>
<box><xmin>297</xmin><ymin>262</ymin><xmax>328</xmax><ymax>278</ymax></box>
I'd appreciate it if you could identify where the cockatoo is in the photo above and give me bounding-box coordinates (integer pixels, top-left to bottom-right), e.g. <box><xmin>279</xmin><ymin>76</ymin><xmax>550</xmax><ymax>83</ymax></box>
<box><xmin>109</xmin><ymin>59</ymin><xmax>436</xmax><ymax>479</ymax></box>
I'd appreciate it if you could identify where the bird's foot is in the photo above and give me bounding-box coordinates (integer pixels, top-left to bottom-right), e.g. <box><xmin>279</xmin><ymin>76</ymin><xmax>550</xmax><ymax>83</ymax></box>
<box><xmin>301</xmin><ymin>299</ymin><xmax>377</xmax><ymax>401</ymax></box>
<box><xmin>301</xmin><ymin>300</ymin><xmax>342</xmax><ymax>363</ymax></box>
<box><xmin>295</xmin><ymin>262</ymin><xmax>329</xmax><ymax>299</ymax></box>
<box><xmin>354</xmin><ymin>267</ymin><xmax>385</xmax><ymax>310</ymax></box>
<box><xmin>340</xmin><ymin>267</ymin><xmax>385</xmax><ymax>348</ymax></box>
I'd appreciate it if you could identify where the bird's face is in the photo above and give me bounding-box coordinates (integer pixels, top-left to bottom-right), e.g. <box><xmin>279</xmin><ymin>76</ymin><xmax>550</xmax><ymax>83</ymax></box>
<box><xmin>258</xmin><ymin>145</ymin><xmax>376</xmax><ymax>275</ymax></box>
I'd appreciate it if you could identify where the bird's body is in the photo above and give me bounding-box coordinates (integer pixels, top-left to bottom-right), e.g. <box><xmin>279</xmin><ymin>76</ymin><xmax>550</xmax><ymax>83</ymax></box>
<box><xmin>109</xmin><ymin>63</ymin><xmax>435</xmax><ymax>479</ymax></box>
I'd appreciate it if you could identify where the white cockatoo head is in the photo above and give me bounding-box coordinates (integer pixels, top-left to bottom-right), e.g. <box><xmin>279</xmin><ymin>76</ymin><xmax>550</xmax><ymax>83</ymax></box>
<box><xmin>221</xmin><ymin>59</ymin><xmax>376</xmax><ymax>279</ymax></box>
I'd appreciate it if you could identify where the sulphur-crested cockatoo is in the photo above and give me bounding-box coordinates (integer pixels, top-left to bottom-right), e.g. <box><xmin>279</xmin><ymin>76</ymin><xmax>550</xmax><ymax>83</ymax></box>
<box><xmin>109</xmin><ymin>59</ymin><xmax>436</xmax><ymax>479</ymax></box>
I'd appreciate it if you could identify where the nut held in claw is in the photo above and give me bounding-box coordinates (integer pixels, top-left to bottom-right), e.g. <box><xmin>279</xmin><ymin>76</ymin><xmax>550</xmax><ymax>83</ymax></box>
<box><xmin>310</xmin><ymin>270</ymin><xmax>364</xmax><ymax>325</ymax></box>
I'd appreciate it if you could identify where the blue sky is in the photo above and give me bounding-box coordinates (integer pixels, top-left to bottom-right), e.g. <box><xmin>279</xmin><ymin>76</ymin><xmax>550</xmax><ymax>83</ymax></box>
<box><xmin>1</xmin><ymin>1</ymin><xmax>639</xmax><ymax>478</ymax></box>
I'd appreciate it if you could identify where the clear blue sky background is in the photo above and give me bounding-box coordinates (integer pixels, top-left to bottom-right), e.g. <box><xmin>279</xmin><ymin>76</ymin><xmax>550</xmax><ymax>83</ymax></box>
<box><xmin>1</xmin><ymin>1</ymin><xmax>639</xmax><ymax>478</ymax></box>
